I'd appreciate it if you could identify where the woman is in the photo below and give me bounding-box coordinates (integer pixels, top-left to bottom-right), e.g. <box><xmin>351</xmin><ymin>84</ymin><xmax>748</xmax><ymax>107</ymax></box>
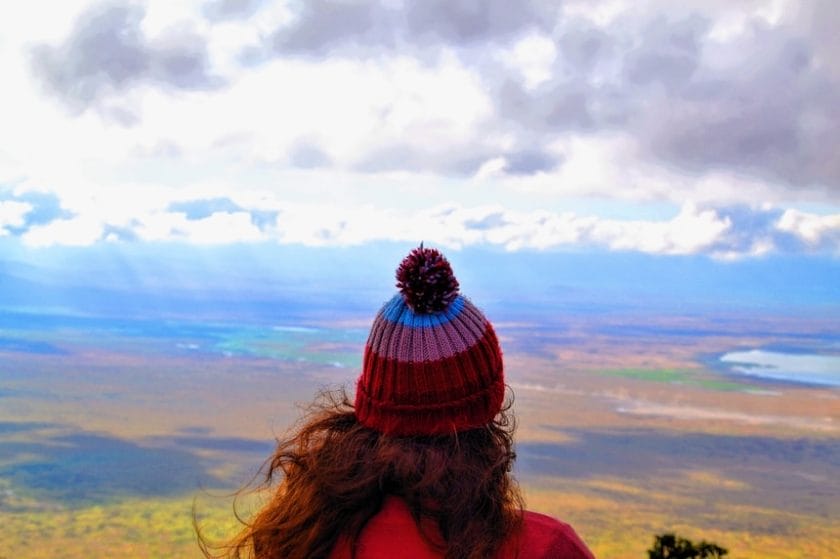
<box><xmin>204</xmin><ymin>245</ymin><xmax>595</xmax><ymax>559</ymax></box>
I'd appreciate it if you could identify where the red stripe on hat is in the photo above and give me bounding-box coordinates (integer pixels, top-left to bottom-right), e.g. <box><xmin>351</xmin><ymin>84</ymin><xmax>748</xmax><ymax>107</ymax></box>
<box><xmin>355</xmin><ymin>323</ymin><xmax>504</xmax><ymax>436</ymax></box>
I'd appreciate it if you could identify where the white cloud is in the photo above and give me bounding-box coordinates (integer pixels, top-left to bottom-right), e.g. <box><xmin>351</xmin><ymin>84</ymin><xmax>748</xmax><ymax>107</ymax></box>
<box><xmin>6</xmin><ymin>178</ymin><xmax>834</xmax><ymax>258</ymax></box>
<box><xmin>500</xmin><ymin>33</ymin><xmax>557</xmax><ymax>89</ymax></box>
<box><xmin>0</xmin><ymin>200</ymin><xmax>32</xmax><ymax>235</ymax></box>
<box><xmin>591</xmin><ymin>203</ymin><xmax>731</xmax><ymax>254</ymax></box>
<box><xmin>170</xmin><ymin>210</ymin><xmax>266</xmax><ymax>244</ymax></box>
<box><xmin>776</xmin><ymin>209</ymin><xmax>840</xmax><ymax>246</ymax></box>
<box><xmin>23</xmin><ymin>216</ymin><xmax>103</xmax><ymax>247</ymax></box>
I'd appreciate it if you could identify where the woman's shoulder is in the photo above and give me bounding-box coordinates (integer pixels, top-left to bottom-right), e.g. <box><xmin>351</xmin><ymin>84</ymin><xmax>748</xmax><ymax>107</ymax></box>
<box><xmin>505</xmin><ymin>510</ymin><xmax>595</xmax><ymax>559</ymax></box>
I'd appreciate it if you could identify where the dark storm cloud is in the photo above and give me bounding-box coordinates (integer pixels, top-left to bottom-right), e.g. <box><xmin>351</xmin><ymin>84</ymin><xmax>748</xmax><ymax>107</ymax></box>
<box><xmin>488</xmin><ymin>14</ymin><xmax>708</xmax><ymax>132</ymax></box>
<box><xmin>496</xmin><ymin>79</ymin><xmax>595</xmax><ymax>132</ymax></box>
<box><xmin>555</xmin><ymin>22</ymin><xmax>610</xmax><ymax>71</ymax></box>
<box><xmin>483</xmin><ymin>7</ymin><xmax>840</xmax><ymax>191</ymax></box>
<box><xmin>43</xmin><ymin>0</ymin><xmax>827</xmax><ymax>192</ymax></box>
<box><xmin>30</xmin><ymin>4</ymin><xmax>148</xmax><ymax>109</ymax></box>
<box><xmin>270</xmin><ymin>0</ymin><xmax>394</xmax><ymax>55</ymax></box>
<box><xmin>353</xmin><ymin>140</ymin><xmax>560</xmax><ymax>178</ymax></box>
<box><xmin>255</xmin><ymin>1</ymin><xmax>575</xmax><ymax>176</ymax></box>
<box><xmin>403</xmin><ymin>0</ymin><xmax>553</xmax><ymax>44</ymax></box>
<box><xmin>266</xmin><ymin>0</ymin><xmax>559</xmax><ymax>57</ymax></box>
<box><xmin>202</xmin><ymin>0</ymin><xmax>264</xmax><ymax>21</ymax></box>
<box><xmin>641</xmin><ymin>28</ymin><xmax>840</xmax><ymax>190</ymax></box>
<box><xmin>352</xmin><ymin>142</ymin><xmax>493</xmax><ymax>176</ymax></box>
<box><xmin>632</xmin><ymin>10</ymin><xmax>839</xmax><ymax>192</ymax></box>
<box><xmin>30</xmin><ymin>2</ymin><xmax>223</xmax><ymax>116</ymax></box>
<box><xmin>353</xmin><ymin>133</ymin><xmax>564</xmax><ymax>178</ymax></box>
<box><xmin>503</xmin><ymin>148</ymin><xmax>563</xmax><ymax>175</ymax></box>
<box><xmin>622</xmin><ymin>15</ymin><xmax>707</xmax><ymax>88</ymax></box>
<box><xmin>271</xmin><ymin>0</ymin><xmax>840</xmax><ymax>192</ymax></box>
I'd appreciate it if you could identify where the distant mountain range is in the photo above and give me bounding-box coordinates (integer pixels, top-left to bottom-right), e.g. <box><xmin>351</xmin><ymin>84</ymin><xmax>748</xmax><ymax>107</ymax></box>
<box><xmin>1</xmin><ymin>241</ymin><xmax>838</xmax><ymax>321</ymax></box>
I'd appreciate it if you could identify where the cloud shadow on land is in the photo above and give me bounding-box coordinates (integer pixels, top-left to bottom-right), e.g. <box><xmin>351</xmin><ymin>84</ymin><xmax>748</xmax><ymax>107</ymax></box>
<box><xmin>0</xmin><ymin>422</ymin><xmax>271</xmax><ymax>507</ymax></box>
<box><xmin>515</xmin><ymin>427</ymin><xmax>840</xmax><ymax>518</ymax></box>
<box><xmin>0</xmin><ymin>421</ymin><xmax>59</xmax><ymax>435</ymax></box>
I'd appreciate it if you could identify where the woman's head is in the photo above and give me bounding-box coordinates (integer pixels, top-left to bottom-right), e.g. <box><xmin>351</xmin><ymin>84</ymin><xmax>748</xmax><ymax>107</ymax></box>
<box><xmin>202</xmin><ymin>246</ymin><xmax>522</xmax><ymax>559</ymax></box>
<box><xmin>217</xmin><ymin>389</ymin><xmax>523</xmax><ymax>559</ymax></box>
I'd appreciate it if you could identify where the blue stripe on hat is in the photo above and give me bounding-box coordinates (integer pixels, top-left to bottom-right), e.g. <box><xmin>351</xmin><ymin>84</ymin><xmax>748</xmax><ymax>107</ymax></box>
<box><xmin>381</xmin><ymin>294</ymin><xmax>466</xmax><ymax>328</ymax></box>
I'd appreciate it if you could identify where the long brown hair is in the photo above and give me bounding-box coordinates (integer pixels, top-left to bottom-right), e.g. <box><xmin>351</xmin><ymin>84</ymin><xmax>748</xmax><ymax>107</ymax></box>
<box><xmin>199</xmin><ymin>388</ymin><xmax>524</xmax><ymax>559</ymax></box>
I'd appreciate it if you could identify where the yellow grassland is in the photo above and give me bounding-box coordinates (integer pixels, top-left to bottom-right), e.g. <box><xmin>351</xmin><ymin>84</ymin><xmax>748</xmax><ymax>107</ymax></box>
<box><xmin>2</xmin><ymin>482</ymin><xmax>837</xmax><ymax>559</ymax></box>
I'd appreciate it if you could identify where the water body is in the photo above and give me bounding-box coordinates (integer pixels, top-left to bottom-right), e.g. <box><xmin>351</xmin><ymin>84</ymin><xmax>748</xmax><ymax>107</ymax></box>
<box><xmin>720</xmin><ymin>350</ymin><xmax>840</xmax><ymax>387</ymax></box>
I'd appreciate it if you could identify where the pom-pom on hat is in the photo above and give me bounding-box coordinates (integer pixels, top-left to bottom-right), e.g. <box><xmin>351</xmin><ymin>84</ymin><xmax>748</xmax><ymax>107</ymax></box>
<box><xmin>355</xmin><ymin>244</ymin><xmax>505</xmax><ymax>436</ymax></box>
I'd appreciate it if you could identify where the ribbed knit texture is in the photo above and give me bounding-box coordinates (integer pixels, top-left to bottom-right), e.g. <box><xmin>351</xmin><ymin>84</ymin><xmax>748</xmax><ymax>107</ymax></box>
<box><xmin>355</xmin><ymin>294</ymin><xmax>505</xmax><ymax>436</ymax></box>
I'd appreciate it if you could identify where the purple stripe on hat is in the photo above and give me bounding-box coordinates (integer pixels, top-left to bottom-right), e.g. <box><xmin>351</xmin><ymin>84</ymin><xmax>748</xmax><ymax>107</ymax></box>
<box><xmin>367</xmin><ymin>300</ymin><xmax>490</xmax><ymax>362</ymax></box>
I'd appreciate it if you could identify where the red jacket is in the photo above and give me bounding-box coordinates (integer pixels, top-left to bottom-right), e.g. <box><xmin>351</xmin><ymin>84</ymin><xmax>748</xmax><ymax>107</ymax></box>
<box><xmin>329</xmin><ymin>496</ymin><xmax>595</xmax><ymax>558</ymax></box>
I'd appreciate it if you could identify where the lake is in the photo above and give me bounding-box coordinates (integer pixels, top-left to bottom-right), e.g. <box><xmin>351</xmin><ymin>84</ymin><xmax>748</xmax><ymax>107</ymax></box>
<box><xmin>720</xmin><ymin>349</ymin><xmax>840</xmax><ymax>387</ymax></box>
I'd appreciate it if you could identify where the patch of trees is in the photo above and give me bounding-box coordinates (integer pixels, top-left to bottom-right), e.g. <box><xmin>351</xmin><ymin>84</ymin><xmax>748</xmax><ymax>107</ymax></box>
<box><xmin>648</xmin><ymin>533</ymin><xmax>728</xmax><ymax>558</ymax></box>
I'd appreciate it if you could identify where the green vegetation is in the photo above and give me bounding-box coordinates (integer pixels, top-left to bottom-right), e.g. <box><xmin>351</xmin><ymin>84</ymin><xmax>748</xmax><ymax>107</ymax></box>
<box><xmin>215</xmin><ymin>328</ymin><xmax>363</xmax><ymax>368</ymax></box>
<box><xmin>599</xmin><ymin>368</ymin><xmax>747</xmax><ymax>391</ymax></box>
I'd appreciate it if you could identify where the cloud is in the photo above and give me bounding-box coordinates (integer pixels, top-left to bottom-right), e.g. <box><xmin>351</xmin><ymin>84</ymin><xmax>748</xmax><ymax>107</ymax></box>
<box><xmin>777</xmin><ymin>209</ymin><xmax>840</xmax><ymax>249</ymax></box>
<box><xmin>23</xmin><ymin>215</ymin><xmax>104</xmax><ymax>247</ymax></box>
<box><xmin>402</xmin><ymin>0</ymin><xmax>552</xmax><ymax>45</ymax></box>
<box><xmin>480</xmin><ymin>6</ymin><xmax>840</xmax><ymax>197</ymax></box>
<box><xmin>0</xmin><ymin>200</ymin><xmax>33</xmax><ymax>236</ymax></box>
<box><xmin>498</xmin><ymin>33</ymin><xmax>557</xmax><ymax>89</ymax></box>
<box><xmin>3</xmin><ymin>0</ymin><xmax>839</xmax><ymax>242</ymax></box>
<box><xmin>503</xmin><ymin>148</ymin><xmax>563</xmax><ymax>176</ymax></box>
<box><xmin>701</xmin><ymin>205</ymin><xmax>782</xmax><ymax>259</ymax></box>
<box><xmin>427</xmin><ymin>203</ymin><xmax>732</xmax><ymax>255</ymax></box>
<box><xmin>0</xmin><ymin>191</ymin><xmax>73</xmax><ymax>236</ymax></box>
<box><xmin>622</xmin><ymin>15</ymin><xmax>706</xmax><ymax>88</ymax></box>
<box><xmin>10</xmin><ymin>191</ymin><xmax>75</xmax><ymax>229</ymax></box>
<box><xmin>9</xmin><ymin>184</ymin><xmax>837</xmax><ymax>258</ymax></box>
<box><xmin>353</xmin><ymin>142</ymin><xmax>491</xmax><ymax>176</ymax></box>
<box><xmin>264</xmin><ymin>0</ymin><xmax>556</xmax><ymax>58</ymax></box>
<box><xmin>464</xmin><ymin>211</ymin><xmax>509</xmax><ymax>231</ymax></box>
<box><xmin>30</xmin><ymin>2</ymin><xmax>222</xmax><ymax>118</ymax></box>
<box><xmin>270</xmin><ymin>0</ymin><xmax>392</xmax><ymax>56</ymax></box>
<box><xmin>126</xmin><ymin>195</ymin><xmax>276</xmax><ymax>244</ymax></box>
<box><xmin>202</xmin><ymin>0</ymin><xmax>264</xmax><ymax>21</ymax></box>
<box><xmin>640</xmin><ymin>23</ymin><xmax>840</xmax><ymax>191</ymax></box>
<box><xmin>288</xmin><ymin>141</ymin><xmax>333</xmax><ymax>169</ymax></box>
<box><xmin>169</xmin><ymin>211</ymin><xmax>266</xmax><ymax>244</ymax></box>
<box><xmin>589</xmin><ymin>203</ymin><xmax>732</xmax><ymax>255</ymax></box>
<box><xmin>252</xmin><ymin>1</ymin><xmax>837</xmax><ymax>194</ymax></box>
<box><xmin>22</xmin><ymin>209</ymin><xmax>268</xmax><ymax>247</ymax></box>
<box><xmin>168</xmin><ymin>197</ymin><xmax>279</xmax><ymax>229</ymax></box>
<box><xmin>533</xmin><ymin>6</ymin><xmax>840</xmax><ymax>193</ymax></box>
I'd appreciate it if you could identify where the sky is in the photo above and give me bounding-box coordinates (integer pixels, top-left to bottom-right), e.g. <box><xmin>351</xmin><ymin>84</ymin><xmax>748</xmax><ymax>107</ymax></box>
<box><xmin>0</xmin><ymin>0</ymin><xmax>838</xmax><ymax>260</ymax></box>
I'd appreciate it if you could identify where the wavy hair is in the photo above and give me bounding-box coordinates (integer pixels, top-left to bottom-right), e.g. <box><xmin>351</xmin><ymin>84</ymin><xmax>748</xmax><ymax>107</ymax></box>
<box><xmin>198</xmin><ymin>388</ymin><xmax>524</xmax><ymax>559</ymax></box>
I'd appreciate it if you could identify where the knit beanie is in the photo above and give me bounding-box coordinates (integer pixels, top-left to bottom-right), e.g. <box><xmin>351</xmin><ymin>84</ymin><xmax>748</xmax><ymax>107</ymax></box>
<box><xmin>354</xmin><ymin>245</ymin><xmax>505</xmax><ymax>436</ymax></box>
